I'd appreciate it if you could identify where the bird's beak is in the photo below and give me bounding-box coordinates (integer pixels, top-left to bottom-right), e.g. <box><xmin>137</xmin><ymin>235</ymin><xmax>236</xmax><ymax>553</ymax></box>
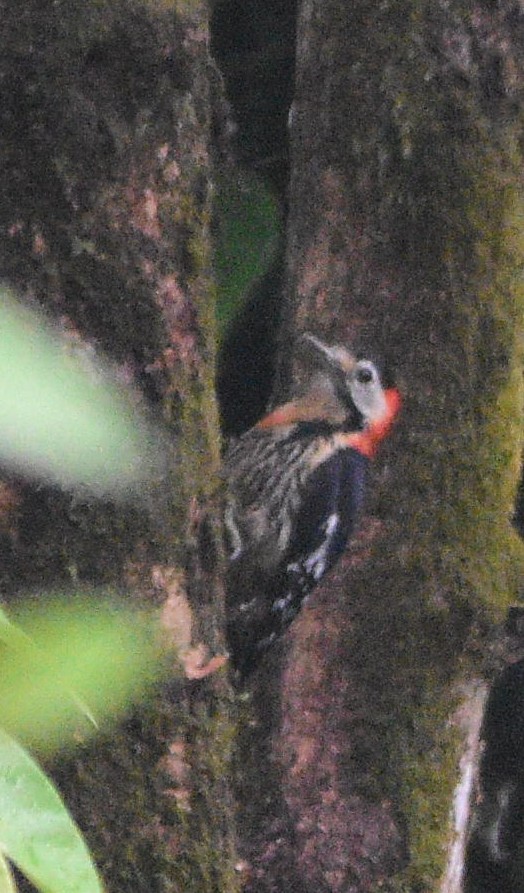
<box><xmin>297</xmin><ymin>332</ymin><xmax>357</xmax><ymax>374</ymax></box>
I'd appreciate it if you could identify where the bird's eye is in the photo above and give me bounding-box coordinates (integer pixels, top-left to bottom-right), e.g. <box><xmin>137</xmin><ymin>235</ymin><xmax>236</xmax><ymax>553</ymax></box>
<box><xmin>355</xmin><ymin>366</ymin><xmax>374</xmax><ymax>384</ymax></box>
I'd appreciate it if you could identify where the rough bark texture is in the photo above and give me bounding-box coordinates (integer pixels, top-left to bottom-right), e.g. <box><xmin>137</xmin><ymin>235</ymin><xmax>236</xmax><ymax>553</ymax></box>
<box><xmin>0</xmin><ymin>2</ymin><xmax>238</xmax><ymax>891</ymax></box>
<box><xmin>236</xmin><ymin>2</ymin><xmax>524</xmax><ymax>892</ymax></box>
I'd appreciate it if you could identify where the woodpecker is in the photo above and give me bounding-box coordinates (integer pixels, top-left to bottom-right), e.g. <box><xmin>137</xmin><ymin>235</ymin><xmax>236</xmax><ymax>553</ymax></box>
<box><xmin>224</xmin><ymin>333</ymin><xmax>401</xmax><ymax>676</ymax></box>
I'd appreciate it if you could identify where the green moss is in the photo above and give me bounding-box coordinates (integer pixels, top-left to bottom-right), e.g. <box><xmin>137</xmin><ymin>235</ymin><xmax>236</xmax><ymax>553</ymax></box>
<box><xmin>278</xmin><ymin>0</ymin><xmax>524</xmax><ymax>888</ymax></box>
<box><xmin>376</xmin><ymin>125</ymin><xmax>522</xmax><ymax>893</ymax></box>
<box><xmin>340</xmin><ymin>162</ymin><xmax>522</xmax><ymax>888</ymax></box>
<box><xmin>180</xmin><ymin>692</ymin><xmax>240</xmax><ymax>893</ymax></box>
<box><xmin>173</xmin><ymin>250</ymin><xmax>223</xmax><ymax>508</ymax></box>
<box><xmin>392</xmin><ymin>689</ymin><xmax>462</xmax><ymax>890</ymax></box>
<box><xmin>142</xmin><ymin>74</ymin><xmax>239</xmax><ymax>892</ymax></box>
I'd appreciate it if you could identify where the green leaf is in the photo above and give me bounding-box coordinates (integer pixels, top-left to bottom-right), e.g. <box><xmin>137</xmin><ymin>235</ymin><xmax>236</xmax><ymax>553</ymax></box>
<box><xmin>0</xmin><ymin>730</ymin><xmax>103</xmax><ymax>893</ymax></box>
<box><xmin>0</xmin><ymin>598</ymin><xmax>165</xmax><ymax>752</ymax></box>
<box><xmin>0</xmin><ymin>852</ymin><xmax>16</xmax><ymax>893</ymax></box>
<box><xmin>0</xmin><ymin>289</ymin><xmax>161</xmax><ymax>495</ymax></box>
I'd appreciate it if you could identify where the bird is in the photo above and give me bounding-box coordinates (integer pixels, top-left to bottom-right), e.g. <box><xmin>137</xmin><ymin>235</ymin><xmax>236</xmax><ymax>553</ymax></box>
<box><xmin>224</xmin><ymin>332</ymin><xmax>401</xmax><ymax>677</ymax></box>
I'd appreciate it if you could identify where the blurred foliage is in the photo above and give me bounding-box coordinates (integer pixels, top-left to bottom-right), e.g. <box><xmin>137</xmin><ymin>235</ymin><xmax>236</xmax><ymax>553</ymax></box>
<box><xmin>0</xmin><ymin>599</ymin><xmax>168</xmax><ymax>893</ymax></box>
<box><xmin>0</xmin><ymin>598</ymin><xmax>168</xmax><ymax>893</ymax></box>
<box><xmin>0</xmin><ymin>599</ymin><xmax>165</xmax><ymax>753</ymax></box>
<box><xmin>0</xmin><ymin>853</ymin><xmax>16</xmax><ymax>893</ymax></box>
<box><xmin>213</xmin><ymin>169</ymin><xmax>281</xmax><ymax>339</ymax></box>
<box><xmin>0</xmin><ymin>287</ymin><xmax>161</xmax><ymax>495</ymax></box>
<box><xmin>0</xmin><ymin>289</ymin><xmax>170</xmax><ymax>892</ymax></box>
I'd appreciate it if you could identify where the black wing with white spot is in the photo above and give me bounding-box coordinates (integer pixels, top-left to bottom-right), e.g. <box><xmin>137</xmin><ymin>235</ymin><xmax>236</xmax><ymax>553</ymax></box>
<box><xmin>227</xmin><ymin>447</ymin><xmax>369</xmax><ymax>675</ymax></box>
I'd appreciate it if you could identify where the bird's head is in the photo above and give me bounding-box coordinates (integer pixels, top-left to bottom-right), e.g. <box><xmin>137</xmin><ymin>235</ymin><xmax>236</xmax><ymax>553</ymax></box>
<box><xmin>257</xmin><ymin>333</ymin><xmax>401</xmax><ymax>448</ymax></box>
<box><xmin>296</xmin><ymin>333</ymin><xmax>401</xmax><ymax>452</ymax></box>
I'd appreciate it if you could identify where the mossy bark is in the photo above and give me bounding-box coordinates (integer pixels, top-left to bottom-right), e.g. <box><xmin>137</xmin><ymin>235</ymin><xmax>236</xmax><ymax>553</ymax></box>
<box><xmin>238</xmin><ymin>1</ymin><xmax>524</xmax><ymax>891</ymax></box>
<box><xmin>0</xmin><ymin>2</ymin><xmax>238</xmax><ymax>891</ymax></box>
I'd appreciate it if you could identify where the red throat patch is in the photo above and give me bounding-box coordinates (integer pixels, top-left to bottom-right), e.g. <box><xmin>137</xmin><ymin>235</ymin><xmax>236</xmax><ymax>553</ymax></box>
<box><xmin>342</xmin><ymin>388</ymin><xmax>402</xmax><ymax>458</ymax></box>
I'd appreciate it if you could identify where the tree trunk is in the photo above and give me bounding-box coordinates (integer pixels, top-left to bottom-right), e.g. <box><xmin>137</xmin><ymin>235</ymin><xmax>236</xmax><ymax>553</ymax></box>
<box><xmin>237</xmin><ymin>1</ymin><xmax>524</xmax><ymax>891</ymax></box>
<box><xmin>0</xmin><ymin>3</ymin><xmax>238</xmax><ymax>891</ymax></box>
<box><xmin>1</xmin><ymin>2</ymin><xmax>523</xmax><ymax>892</ymax></box>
